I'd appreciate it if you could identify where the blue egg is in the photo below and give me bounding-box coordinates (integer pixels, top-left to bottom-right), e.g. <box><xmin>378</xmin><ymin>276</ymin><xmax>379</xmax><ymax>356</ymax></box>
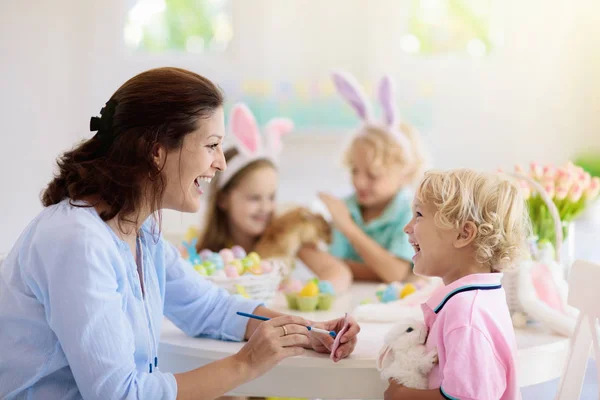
<box><xmin>381</xmin><ymin>285</ymin><xmax>399</xmax><ymax>303</ymax></box>
<box><xmin>318</xmin><ymin>281</ymin><xmax>335</xmax><ymax>296</ymax></box>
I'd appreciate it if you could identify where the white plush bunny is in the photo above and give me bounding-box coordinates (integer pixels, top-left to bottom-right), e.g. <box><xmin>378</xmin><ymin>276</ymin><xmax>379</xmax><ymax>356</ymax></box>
<box><xmin>376</xmin><ymin>320</ymin><xmax>438</xmax><ymax>390</ymax></box>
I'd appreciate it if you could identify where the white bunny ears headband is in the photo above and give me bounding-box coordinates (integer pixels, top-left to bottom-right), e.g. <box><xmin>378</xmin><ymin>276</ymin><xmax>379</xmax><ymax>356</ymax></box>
<box><xmin>331</xmin><ymin>71</ymin><xmax>413</xmax><ymax>159</ymax></box>
<box><xmin>217</xmin><ymin>103</ymin><xmax>294</xmax><ymax>189</ymax></box>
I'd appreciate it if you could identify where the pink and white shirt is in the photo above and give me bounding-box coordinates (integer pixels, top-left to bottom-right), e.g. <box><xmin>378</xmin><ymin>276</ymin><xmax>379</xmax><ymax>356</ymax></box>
<box><xmin>422</xmin><ymin>273</ymin><xmax>521</xmax><ymax>400</ymax></box>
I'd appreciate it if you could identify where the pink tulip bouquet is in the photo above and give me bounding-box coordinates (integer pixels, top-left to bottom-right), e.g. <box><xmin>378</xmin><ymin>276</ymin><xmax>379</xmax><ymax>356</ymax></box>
<box><xmin>510</xmin><ymin>162</ymin><xmax>600</xmax><ymax>246</ymax></box>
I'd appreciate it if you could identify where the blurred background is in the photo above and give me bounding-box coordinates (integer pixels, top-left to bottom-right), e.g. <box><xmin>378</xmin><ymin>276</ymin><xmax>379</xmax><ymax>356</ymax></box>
<box><xmin>2</xmin><ymin>0</ymin><xmax>600</xmax><ymax>252</ymax></box>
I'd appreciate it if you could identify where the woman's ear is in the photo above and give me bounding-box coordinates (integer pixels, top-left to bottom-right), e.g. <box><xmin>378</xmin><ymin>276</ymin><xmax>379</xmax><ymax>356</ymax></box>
<box><xmin>454</xmin><ymin>221</ymin><xmax>477</xmax><ymax>249</ymax></box>
<box><xmin>152</xmin><ymin>143</ymin><xmax>167</xmax><ymax>170</ymax></box>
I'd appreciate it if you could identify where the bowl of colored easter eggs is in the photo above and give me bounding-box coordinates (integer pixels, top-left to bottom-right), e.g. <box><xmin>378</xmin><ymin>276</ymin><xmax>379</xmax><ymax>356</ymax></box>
<box><xmin>375</xmin><ymin>282</ymin><xmax>418</xmax><ymax>303</ymax></box>
<box><xmin>181</xmin><ymin>240</ymin><xmax>284</xmax><ymax>304</ymax></box>
<box><xmin>282</xmin><ymin>278</ymin><xmax>336</xmax><ymax>312</ymax></box>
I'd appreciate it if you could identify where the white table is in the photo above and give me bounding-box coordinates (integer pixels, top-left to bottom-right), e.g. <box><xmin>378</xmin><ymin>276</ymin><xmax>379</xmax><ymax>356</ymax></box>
<box><xmin>159</xmin><ymin>283</ymin><xmax>570</xmax><ymax>399</ymax></box>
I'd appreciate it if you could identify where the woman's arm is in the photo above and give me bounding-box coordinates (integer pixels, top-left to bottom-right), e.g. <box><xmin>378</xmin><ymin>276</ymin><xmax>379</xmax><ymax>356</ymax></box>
<box><xmin>340</xmin><ymin>223</ymin><xmax>411</xmax><ymax>283</ymax></box>
<box><xmin>175</xmin><ymin>315</ymin><xmax>310</xmax><ymax>400</ymax></box>
<box><xmin>297</xmin><ymin>245</ymin><xmax>353</xmax><ymax>293</ymax></box>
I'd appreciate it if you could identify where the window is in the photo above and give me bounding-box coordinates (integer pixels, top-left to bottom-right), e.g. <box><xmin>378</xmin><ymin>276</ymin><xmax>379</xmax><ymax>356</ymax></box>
<box><xmin>124</xmin><ymin>0</ymin><xmax>232</xmax><ymax>53</ymax></box>
<box><xmin>401</xmin><ymin>0</ymin><xmax>499</xmax><ymax>56</ymax></box>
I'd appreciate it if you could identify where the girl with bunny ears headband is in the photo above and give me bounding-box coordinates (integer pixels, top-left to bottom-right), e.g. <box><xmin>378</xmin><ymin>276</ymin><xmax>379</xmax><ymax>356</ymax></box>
<box><xmin>197</xmin><ymin>103</ymin><xmax>353</xmax><ymax>292</ymax></box>
<box><xmin>198</xmin><ymin>103</ymin><xmax>291</xmax><ymax>253</ymax></box>
<box><xmin>319</xmin><ymin>71</ymin><xmax>428</xmax><ymax>284</ymax></box>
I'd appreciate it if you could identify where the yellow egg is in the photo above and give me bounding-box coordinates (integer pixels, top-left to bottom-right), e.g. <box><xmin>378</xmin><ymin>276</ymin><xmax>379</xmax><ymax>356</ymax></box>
<box><xmin>300</xmin><ymin>281</ymin><xmax>319</xmax><ymax>297</ymax></box>
<box><xmin>235</xmin><ymin>284</ymin><xmax>250</xmax><ymax>298</ymax></box>
<box><xmin>400</xmin><ymin>283</ymin><xmax>416</xmax><ymax>299</ymax></box>
<box><xmin>247</xmin><ymin>251</ymin><xmax>261</xmax><ymax>264</ymax></box>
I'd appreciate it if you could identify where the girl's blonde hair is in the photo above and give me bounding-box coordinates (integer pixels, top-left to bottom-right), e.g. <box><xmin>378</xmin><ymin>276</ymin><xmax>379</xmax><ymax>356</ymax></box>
<box><xmin>416</xmin><ymin>169</ymin><xmax>531</xmax><ymax>271</ymax></box>
<box><xmin>196</xmin><ymin>148</ymin><xmax>275</xmax><ymax>252</ymax></box>
<box><xmin>343</xmin><ymin>123</ymin><xmax>427</xmax><ymax>184</ymax></box>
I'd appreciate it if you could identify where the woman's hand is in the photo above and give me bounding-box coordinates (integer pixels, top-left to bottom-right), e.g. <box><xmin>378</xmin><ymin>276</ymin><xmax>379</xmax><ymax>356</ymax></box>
<box><xmin>318</xmin><ymin>193</ymin><xmax>354</xmax><ymax>232</ymax></box>
<box><xmin>308</xmin><ymin>315</ymin><xmax>360</xmax><ymax>362</ymax></box>
<box><xmin>234</xmin><ymin>315</ymin><xmax>311</xmax><ymax>381</ymax></box>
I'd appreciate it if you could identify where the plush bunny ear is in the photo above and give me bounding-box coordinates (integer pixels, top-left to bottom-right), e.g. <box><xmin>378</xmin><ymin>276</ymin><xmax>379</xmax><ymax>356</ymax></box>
<box><xmin>331</xmin><ymin>71</ymin><xmax>371</xmax><ymax>121</ymax></box>
<box><xmin>376</xmin><ymin>345</ymin><xmax>395</xmax><ymax>372</ymax></box>
<box><xmin>378</xmin><ymin>75</ymin><xmax>398</xmax><ymax>127</ymax></box>
<box><xmin>265</xmin><ymin>118</ymin><xmax>294</xmax><ymax>155</ymax></box>
<box><xmin>229</xmin><ymin>103</ymin><xmax>262</xmax><ymax>156</ymax></box>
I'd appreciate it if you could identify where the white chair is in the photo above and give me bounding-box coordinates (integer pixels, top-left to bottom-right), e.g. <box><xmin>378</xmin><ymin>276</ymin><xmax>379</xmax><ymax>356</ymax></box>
<box><xmin>555</xmin><ymin>260</ymin><xmax>600</xmax><ymax>399</ymax></box>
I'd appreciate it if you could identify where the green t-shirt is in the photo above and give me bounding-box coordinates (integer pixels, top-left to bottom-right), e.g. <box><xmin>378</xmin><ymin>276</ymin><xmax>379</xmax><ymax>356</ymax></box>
<box><xmin>329</xmin><ymin>190</ymin><xmax>414</xmax><ymax>263</ymax></box>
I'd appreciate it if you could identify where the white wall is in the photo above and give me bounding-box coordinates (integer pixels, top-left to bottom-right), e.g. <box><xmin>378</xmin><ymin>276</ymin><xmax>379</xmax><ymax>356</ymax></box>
<box><xmin>2</xmin><ymin>0</ymin><xmax>600</xmax><ymax>252</ymax></box>
<box><xmin>0</xmin><ymin>0</ymin><xmax>91</xmax><ymax>254</ymax></box>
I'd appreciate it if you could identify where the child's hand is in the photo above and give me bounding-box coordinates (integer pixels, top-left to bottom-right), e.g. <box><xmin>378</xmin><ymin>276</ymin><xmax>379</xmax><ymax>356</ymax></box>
<box><xmin>307</xmin><ymin>315</ymin><xmax>360</xmax><ymax>362</ymax></box>
<box><xmin>318</xmin><ymin>193</ymin><xmax>353</xmax><ymax>231</ymax></box>
<box><xmin>384</xmin><ymin>380</ymin><xmax>408</xmax><ymax>400</ymax></box>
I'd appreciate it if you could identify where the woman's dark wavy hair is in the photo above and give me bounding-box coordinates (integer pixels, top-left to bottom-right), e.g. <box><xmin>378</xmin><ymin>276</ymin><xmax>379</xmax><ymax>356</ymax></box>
<box><xmin>41</xmin><ymin>67</ymin><xmax>224</xmax><ymax>228</ymax></box>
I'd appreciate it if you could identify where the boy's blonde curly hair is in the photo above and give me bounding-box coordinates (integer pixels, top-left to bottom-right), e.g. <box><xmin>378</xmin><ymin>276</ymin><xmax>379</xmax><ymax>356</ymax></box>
<box><xmin>343</xmin><ymin>123</ymin><xmax>427</xmax><ymax>184</ymax></box>
<box><xmin>416</xmin><ymin>169</ymin><xmax>531</xmax><ymax>271</ymax></box>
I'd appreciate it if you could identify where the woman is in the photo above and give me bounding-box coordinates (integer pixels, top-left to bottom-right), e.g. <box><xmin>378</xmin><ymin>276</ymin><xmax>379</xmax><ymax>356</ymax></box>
<box><xmin>0</xmin><ymin>67</ymin><xmax>359</xmax><ymax>400</ymax></box>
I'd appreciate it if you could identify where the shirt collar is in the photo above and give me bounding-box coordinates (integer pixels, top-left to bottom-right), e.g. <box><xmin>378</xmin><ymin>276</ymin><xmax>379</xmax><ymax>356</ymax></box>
<box><xmin>348</xmin><ymin>189</ymin><xmax>411</xmax><ymax>229</ymax></box>
<box><xmin>424</xmin><ymin>273</ymin><xmax>503</xmax><ymax>314</ymax></box>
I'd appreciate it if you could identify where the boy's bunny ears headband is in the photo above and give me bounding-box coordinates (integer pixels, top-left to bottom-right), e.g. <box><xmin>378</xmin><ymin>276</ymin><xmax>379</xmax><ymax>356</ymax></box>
<box><xmin>331</xmin><ymin>71</ymin><xmax>413</xmax><ymax>158</ymax></box>
<box><xmin>217</xmin><ymin>103</ymin><xmax>294</xmax><ymax>189</ymax></box>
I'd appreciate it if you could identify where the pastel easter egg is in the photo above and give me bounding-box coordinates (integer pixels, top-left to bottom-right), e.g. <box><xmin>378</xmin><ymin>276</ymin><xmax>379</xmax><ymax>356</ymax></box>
<box><xmin>259</xmin><ymin>260</ymin><xmax>273</xmax><ymax>273</ymax></box>
<box><xmin>224</xmin><ymin>265</ymin><xmax>240</xmax><ymax>278</ymax></box>
<box><xmin>318</xmin><ymin>280</ymin><xmax>335</xmax><ymax>296</ymax></box>
<box><xmin>231</xmin><ymin>245</ymin><xmax>247</xmax><ymax>259</ymax></box>
<box><xmin>202</xmin><ymin>260</ymin><xmax>216</xmax><ymax>276</ymax></box>
<box><xmin>228</xmin><ymin>259</ymin><xmax>244</xmax><ymax>275</ymax></box>
<box><xmin>300</xmin><ymin>281</ymin><xmax>319</xmax><ymax>297</ymax></box>
<box><xmin>212</xmin><ymin>269</ymin><xmax>227</xmax><ymax>279</ymax></box>
<box><xmin>283</xmin><ymin>279</ymin><xmax>303</xmax><ymax>294</ymax></box>
<box><xmin>199</xmin><ymin>249</ymin><xmax>213</xmax><ymax>260</ymax></box>
<box><xmin>381</xmin><ymin>285</ymin><xmax>398</xmax><ymax>303</ymax></box>
<box><xmin>248</xmin><ymin>263</ymin><xmax>263</xmax><ymax>275</ymax></box>
<box><xmin>241</xmin><ymin>257</ymin><xmax>254</xmax><ymax>270</ymax></box>
<box><xmin>219</xmin><ymin>248</ymin><xmax>235</xmax><ymax>263</ymax></box>
<box><xmin>400</xmin><ymin>283</ymin><xmax>417</xmax><ymax>299</ymax></box>
<box><xmin>212</xmin><ymin>258</ymin><xmax>225</xmax><ymax>270</ymax></box>
<box><xmin>193</xmin><ymin>264</ymin><xmax>207</xmax><ymax>276</ymax></box>
<box><xmin>247</xmin><ymin>251</ymin><xmax>261</xmax><ymax>264</ymax></box>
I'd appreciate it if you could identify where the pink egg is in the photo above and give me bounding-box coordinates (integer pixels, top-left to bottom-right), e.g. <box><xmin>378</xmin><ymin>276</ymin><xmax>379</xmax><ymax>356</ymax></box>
<box><xmin>199</xmin><ymin>249</ymin><xmax>213</xmax><ymax>260</ymax></box>
<box><xmin>231</xmin><ymin>245</ymin><xmax>247</xmax><ymax>259</ymax></box>
<box><xmin>224</xmin><ymin>265</ymin><xmax>240</xmax><ymax>278</ymax></box>
<box><xmin>219</xmin><ymin>248</ymin><xmax>235</xmax><ymax>263</ymax></box>
<box><xmin>260</xmin><ymin>260</ymin><xmax>273</xmax><ymax>273</ymax></box>
<box><xmin>284</xmin><ymin>279</ymin><xmax>303</xmax><ymax>294</ymax></box>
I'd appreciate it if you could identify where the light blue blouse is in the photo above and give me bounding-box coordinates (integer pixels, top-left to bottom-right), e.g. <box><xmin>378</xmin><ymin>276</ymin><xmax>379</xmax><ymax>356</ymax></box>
<box><xmin>0</xmin><ymin>200</ymin><xmax>262</xmax><ymax>399</ymax></box>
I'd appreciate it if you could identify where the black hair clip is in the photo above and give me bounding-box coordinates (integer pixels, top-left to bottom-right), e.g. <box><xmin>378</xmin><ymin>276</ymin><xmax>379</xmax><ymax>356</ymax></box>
<box><xmin>90</xmin><ymin>99</ymin><xmax>118</xmax><ymax>136</ymax></box>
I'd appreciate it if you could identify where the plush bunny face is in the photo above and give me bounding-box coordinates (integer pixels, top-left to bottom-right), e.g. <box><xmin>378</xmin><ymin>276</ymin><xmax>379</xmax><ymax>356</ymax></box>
<box><xmin>382</xmin><ymin>320</ymin><xmax>429</xmax><ymax>353</ymax></box>
<box><xmin>377</xmin><ymin>319</ymin><xmax>437</xmax><ymax>390</ymax></box>
<box><xmin>217</xmin><ymin>103</ymin><xmax>294</xmax><ymax>189</ymax></box>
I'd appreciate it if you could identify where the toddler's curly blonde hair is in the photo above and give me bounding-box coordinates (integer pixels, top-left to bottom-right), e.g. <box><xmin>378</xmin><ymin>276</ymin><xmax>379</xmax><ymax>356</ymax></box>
<box><xmin>415</xmin><ymin>169</ymin><xmax>531</xmax><ymax>271</ymax></box>
<box><xmin>343</xmin><ymin>123</ymin><xmax>427</xmax><ymax>184</ymax></box>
